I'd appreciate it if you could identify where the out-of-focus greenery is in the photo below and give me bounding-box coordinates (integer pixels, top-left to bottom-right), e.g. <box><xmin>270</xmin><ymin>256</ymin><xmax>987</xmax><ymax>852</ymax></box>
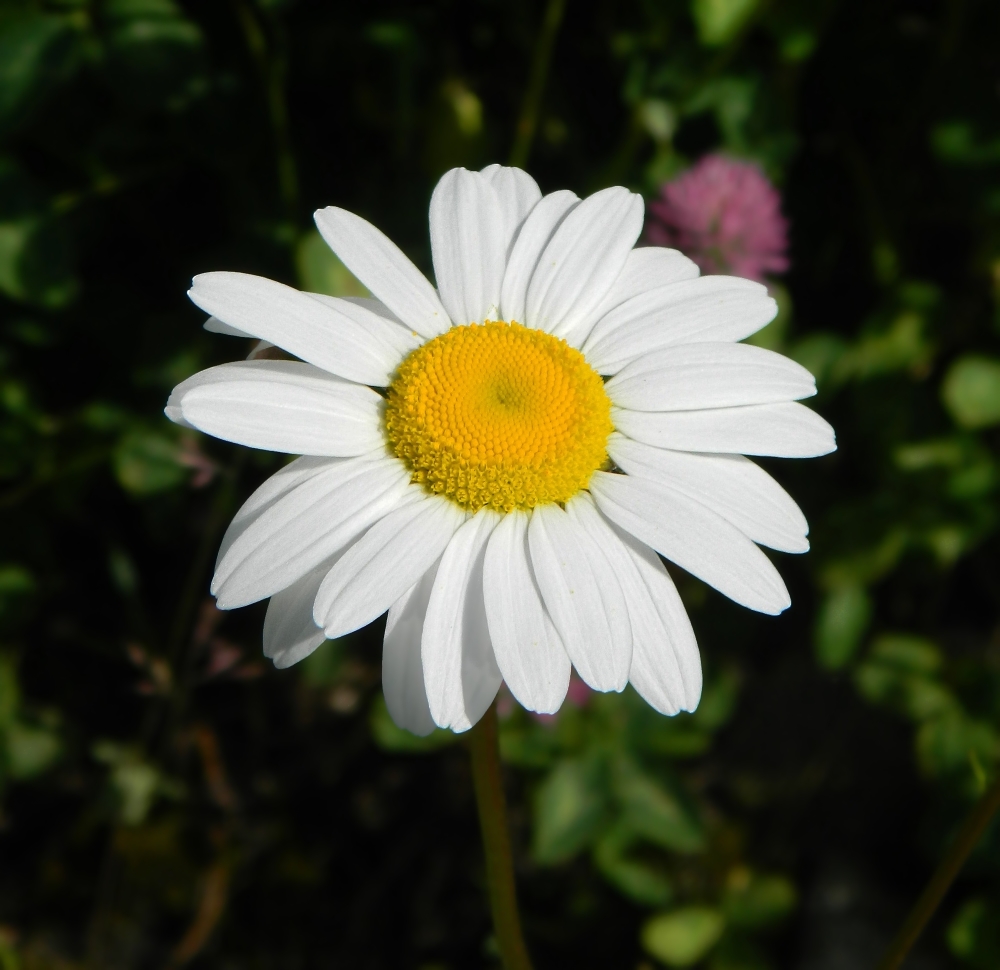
<box><xmin>1</xmin><ymin>0</ymin><xmax>999</xmax><ymax>967</ymax></box>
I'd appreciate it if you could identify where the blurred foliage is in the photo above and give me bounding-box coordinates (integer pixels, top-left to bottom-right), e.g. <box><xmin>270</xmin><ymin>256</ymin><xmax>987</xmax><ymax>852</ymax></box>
<box><xmin>0</xmin><ymin>0</ymin><xmax>999</xmax><ymax>968</ymax></box>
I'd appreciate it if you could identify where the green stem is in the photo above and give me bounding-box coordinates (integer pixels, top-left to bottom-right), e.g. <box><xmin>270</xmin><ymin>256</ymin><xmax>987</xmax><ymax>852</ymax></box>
<box><xmin>508</xmin><ymin>0</ymin><xmax>568</xmax><ymax>169</ymax></box>
<box><xmin>232</xmin><ymin>0</ymin><xmax>299</xmax><ymax>218</ymax></box>
<box><xmin>468</xmin><ymin>702</ymin><xmax>534</xmax><ymax>970</ymax></box>
<box><xmin>876</xmin><ymin>775</ymin><xmax>1000</xmax><ymax>970</ymax></box>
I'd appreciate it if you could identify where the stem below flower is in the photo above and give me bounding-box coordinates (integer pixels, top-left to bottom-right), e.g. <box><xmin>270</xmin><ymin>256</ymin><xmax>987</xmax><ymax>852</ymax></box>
<box><xmin>468</xmin><ymin>702</ymin><xmax>534</xmax><ymax>970</ymax></box>
<box><xmin>876</xmin><ymin>774</ymin><xmax>1000</xmax><ymax>970</ymax></box>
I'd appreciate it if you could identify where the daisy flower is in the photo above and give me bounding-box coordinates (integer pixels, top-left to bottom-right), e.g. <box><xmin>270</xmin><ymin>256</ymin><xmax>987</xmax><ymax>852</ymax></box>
<box><xmin>166</xmin><ymin>164</ymin><xmax>834</xmax><ymax>735</ymax></box>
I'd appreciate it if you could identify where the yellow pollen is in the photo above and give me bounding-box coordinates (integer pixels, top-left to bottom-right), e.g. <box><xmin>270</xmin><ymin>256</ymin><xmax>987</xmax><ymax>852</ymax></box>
<box><xmin>384</xmin><ymin>321</ymin><xmax>613</xmax><ymax>512</ymax></box>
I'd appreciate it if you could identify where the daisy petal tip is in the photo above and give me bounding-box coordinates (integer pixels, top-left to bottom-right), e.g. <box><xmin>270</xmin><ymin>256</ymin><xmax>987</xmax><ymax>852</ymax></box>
<box><xmin>163</xmin><ymin>404</ymin><xmax>185</xmax><ymax>425</ymax></box>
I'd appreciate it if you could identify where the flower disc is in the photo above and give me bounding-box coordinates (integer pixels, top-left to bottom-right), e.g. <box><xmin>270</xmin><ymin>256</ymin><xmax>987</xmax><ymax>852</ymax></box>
<box><xmin>384</xmin><ymin>321</ymin><xmax>613</xmax><ymax>512</ymax></box>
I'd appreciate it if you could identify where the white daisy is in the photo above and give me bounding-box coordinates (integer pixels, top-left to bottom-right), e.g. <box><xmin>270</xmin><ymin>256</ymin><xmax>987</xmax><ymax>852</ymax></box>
<box><xmin>166</xmin><ymin>164</ymin><xmax>835</xmax><ymax>735</ymax></box>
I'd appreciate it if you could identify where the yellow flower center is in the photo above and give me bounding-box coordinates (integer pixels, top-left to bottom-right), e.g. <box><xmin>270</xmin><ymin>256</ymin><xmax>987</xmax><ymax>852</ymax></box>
<box><xmin>384</xmin><ymin>321</ymin><xmax>613</xmax><ymax>512</ymax></box>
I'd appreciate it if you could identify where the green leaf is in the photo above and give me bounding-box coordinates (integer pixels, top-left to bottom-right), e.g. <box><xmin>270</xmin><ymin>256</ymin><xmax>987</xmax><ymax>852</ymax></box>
<box><xmin>613</xmin><ymin>760</ymin><xmax>704</xmax><ymax>854</ymax></box>
<box><xmin>0</xmin><ymin>216</ymin><xmax>77</xmax><ymax>308</ymax></box>
<box><xmin>931</xmin><ymin>123</ymin><xmax>1000</xmax><ymax>166</ymax></box>
<box><xmin>295</xmin><ymin>230</ymin><xmax>369</xmax><ymax>298</ymax></box>
<box><xmin>814</xmin><ymin>585</ymin><xmax>872</xmax><ymax>670</ymax></box>
<box><xmin>691</xmin><ymin>0</ymin><xmax>759</xmax><ymax>47</ymax></box>
<box><xmin>685</xmin><ymin>78</ymin><xmax>756</xmax><ymax>149</ymax></box>
<box><xmin>0</xmin><ymin>10</ymin><xmax>79</xmax><ymax>135</ymax></box>
<box><xmin>916</xmin><ymin>711</ymin><xmax>998</xmax><ymax>780</ymax></box>
<box><xmin>894</xmin><ymin>437</ymin><xmax>965</xmax><ymax>470</ymax></box>
<box><xmin>947</xmin><ymin>897</ymin><xmax>1000</xmax><ymax>968</ymax></box>
<box><xmin>6</xmin><ymin>719</ymin><xmax>61</xmax><ymax>779</ymax></box>
<box><xmin>819</xmin><ymin>528</ymin><xmax>908</xmax><ymax>590</ymax></box>
<box><xmin>789</xmin><ymin>333</ymin><xmax>847</xmax><ymax>389</ymax></box>
<box><xmin>114</xmin><ymin>429</ymin><xmax>186</xmax><ymax>495</ymax></box>
<box><xmin>103</xmin><ymin>0</ymin><xmax>207</xmax><ymax>109</ymax></box>
<box><xmin>721</xmin><ymin>870</ymin><xmax>796</xmax><ymax>928</ymax></box>
<box><xmin>855</xmin><ymin>636</ymin><xmax>959</xmax><ymax>723</ymax></box>
<box><xmin>593</xmin><ymin>823</ymin><xmax>674</xmax><ymax>906</ymax></box>
<box><xmin>779</xmin><ymin>30</ymin><xmax>816</xmax><ymax>63</ymax></box>
<box><xmin>532</xmin><ymin>756</ymin><xmax>608</xmax><ymax>864</ymax></box>
<box><xmin>0</xmin><ymin>564</ymin><xmax>34</xmax><ymax>597</ymax></box>
<box><xmin>638</xmin><ymin>99</ymin><xmax>678</xmax><ymax>144</ymax></box>
<box><xmin>642</xmin><ymin>907</ymin><xmax>726</xmax><ymax>967</ymax></box>
<box><xmin>92</xmin><ymin>740</ymin><xmax>183</xmax><ymax>825</ymax></box>
<box><xmin>941</xmin><ymin>356</ymin><xmax>1000</xmax><ymax>429</ymax></box>
<box><xmin>869</xmin><ymin>634</ymin><xmax>942</xmax><ymax>674</ymax></box>
<box><xmin>831</xmin><ymin>311</ymin><xmax>932</xmax><ymax>383</ymax></box>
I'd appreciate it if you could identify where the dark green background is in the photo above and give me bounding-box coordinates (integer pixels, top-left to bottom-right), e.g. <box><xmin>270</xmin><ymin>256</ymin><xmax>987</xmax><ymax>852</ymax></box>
<box><xmin>1</xmin><ymin>0</ymin><xmax>1000</xmax><ymax>967</ymax></box>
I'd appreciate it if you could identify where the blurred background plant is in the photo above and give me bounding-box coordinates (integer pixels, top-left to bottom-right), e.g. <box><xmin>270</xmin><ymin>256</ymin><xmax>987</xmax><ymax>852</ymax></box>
<box><xmin>1</xmin><ymin>0</ymin><xmax>999</xmax><ymax>967</ymax></box>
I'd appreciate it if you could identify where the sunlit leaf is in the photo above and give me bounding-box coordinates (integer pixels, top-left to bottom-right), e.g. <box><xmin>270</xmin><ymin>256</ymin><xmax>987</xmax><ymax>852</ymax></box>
<box><xmin>814</xmin><ymin>585</ymin><xmax>871</xmax><ymax>670</ymax></box>
<box><xmin>691</xmin><ymin>0</ymin><xmax>759</xmax><ymax>47</ymax></box>
<box><xmin>642</xmin><ymin>907</ymin><xmax>726</xmax><ymax>967</ymax></box>
<box><xmin>941</xmin><ymin>356</ymin><xmax>1000</xmax><ymax>429</ymax></box>
<box><xmin>114</xmin><ymin>429</ymin><xmax>187</xmax><ymax>495</ymax></box>
<box><xmin>6</xmin><ymin>719</ymin><xmax>61</xmax><ymax>779</ymax></box>
<box><xmin>613</xmin><ymin>759</ymin><xmax>704</xmax><ymax>853</ymax></box>
<box><xmin>831</xmin><ymin>312</ymin><xmax>933</xmax><ymax>383</ymax></box>
<box><xmin>92</xmin><ymin>740</ymin><xmax>183</xmax><ymax>826</ymax></box>
<box><xmin>532</xmin><ymin>755</ymin><xmax>608</xmax><ymax>864</ymax></box>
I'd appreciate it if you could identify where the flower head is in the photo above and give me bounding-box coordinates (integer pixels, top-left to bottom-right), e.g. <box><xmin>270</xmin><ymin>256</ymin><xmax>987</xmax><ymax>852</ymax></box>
<box><xmin>166</xmin><ymin>164</ymin><xmax>833</xmax><ymax>735</ymax></box>
<box><xmin>646</xmin><ymin>154</ymin><xmax>789</xmax><ymax>282</ymax></box>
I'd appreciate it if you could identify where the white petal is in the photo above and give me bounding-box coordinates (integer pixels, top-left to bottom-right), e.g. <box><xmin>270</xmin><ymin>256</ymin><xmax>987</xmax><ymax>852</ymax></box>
<box><xmin>566</xmin><ymin>494</ymin><xmax>700</xmax><ymax>713</ymax></box>
<box><xmin>606</xmin><ymin>343</ymin><xmax>816</xmax><ymax>412</ymax></box>
<box><xmin>213</xmin><ymin>455</ymin><xmax>411</xmax><ymax>609</ymax></box>
<box><xmin>429</xmin><ymin>168</ymin><xmax>507</xmax><ymax>325</ymax></box>
<box><xmin>527</xmin><ymin>504</ymin><xmax>632</xmax><ymax>692</ymax></box>
<box><xmin>589</xmin><ymin>471</ymin><xmax>791</xmax><ymax>615</ymax></box>
<box><xmin>482</xmin><ymin>510</ymin><xmax>571</xmax><ymax>713</ymax></box>
<box><xmin>216</xmin><ymin>456</ymin><xmax>337</xmax><ymax>568</ymax></box>
<box><xmin>499</xmin><ymin>189</ymin><xmax>579</xmax><ymax>325</ymax></box>
<box><xmin>607</xmin><ymin>434</ymin><xmax>809</xmax><ymax>554</ymax></box>
<box><xmin>315</xmin><ymin>494</ymin><xmax>467</xmax><ymax>639</ymax></box>
<box><xmin>313</xmin><ymin>206</ymin><xmax>450</xmax><ymax>338</ymax></box>
<box><xmin>188</xmin><ymin>272</ymin><xmax>417</xmax><ymax>386</ymax></box>
<box><xmin>422</xmin><ymin>510</ymin><xmax>503</xmax><ymax>732</ymax></box>
<box><xmin>166</xmin><ymin>360</ymin><xmax>384</xmax><ymax>457</ymax></box>
<box><xmin>613</xmin><ymin>402</ymin><xmax>837</xmax><ymax>458</ymax></box>
<box><xmin>616</xmin><ymin>527</ymin><xmax>702</xmax><ymax>715</ymax></box>
<box><xmin>303</xmin><ymin>293</ymin><xmax>420</xmax><ymax>377</ymax></box>
<box><xmin>525</xmin><ymin>186</ymin><xmax>644</xmax><ymax>339</ymax></box>
<box><xmin>571</xmin><ymin>247</ymin><xmax>700</xmax><ymax>347</ymax></box>
<box><xmin>264</xmin><ymin>565</ymin><xmax>329</xmax><ymax>669</ymax></box>
<box><xmin>583</xmin><ymin>276</ymin><xmax>777</xmax><ymax>374</ymax></box>
<box><xmin>204</xmin><ymin>315</ymin><xmax>252</xmax><ymax>337</ymax></box>
<box><xmin>479</xmin><ymin>164</ymin><xmax>542</xmax><ymax>256</ymax></box>
<box><xmin>383</xmin><ymin>568</ymin><xmax>438</xmax><ymax>737</ymax></box>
